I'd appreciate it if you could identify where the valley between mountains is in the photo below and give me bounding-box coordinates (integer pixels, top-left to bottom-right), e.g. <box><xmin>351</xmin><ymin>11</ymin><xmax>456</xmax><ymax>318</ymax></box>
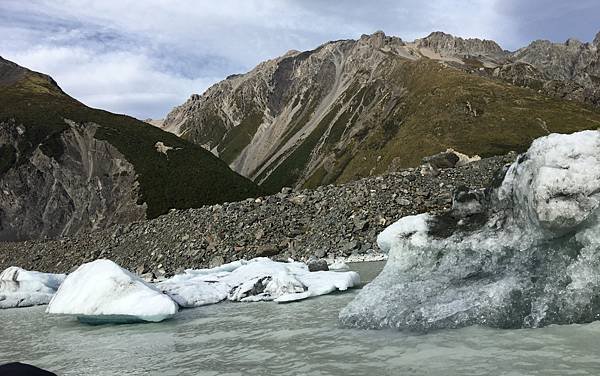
<box><xmin>1</xmin><ymin>30</ymin><xmax>600</xmax><ymax>262</ymax></box>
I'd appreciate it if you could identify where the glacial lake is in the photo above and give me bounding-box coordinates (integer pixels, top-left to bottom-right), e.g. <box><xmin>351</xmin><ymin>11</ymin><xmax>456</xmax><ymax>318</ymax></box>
<box><xmin>2</xmin><ymin>261</ymin><xmax>600</xmax><ymax>375</ymax></box>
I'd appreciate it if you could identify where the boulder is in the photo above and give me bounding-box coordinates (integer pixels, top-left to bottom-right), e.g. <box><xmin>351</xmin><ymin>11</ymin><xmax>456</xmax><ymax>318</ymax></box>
<box><xmin>307</xmin><ymin>258</ymin><xmax>329</xmax><ymax>272</ymax></box>
<box><xmin>422</xmin><ymin>150</ymin><xmax>460</xmax><ymax>169</ymax></box>
<box><xmin>256</xmin><ymin>244</ymin><xmax>280</xmax><ymax>257</ymax></box>
<box><xmin>422</xmin><ymin>149</ymin><xmax>481</xmax><ymax>170</ymax></box>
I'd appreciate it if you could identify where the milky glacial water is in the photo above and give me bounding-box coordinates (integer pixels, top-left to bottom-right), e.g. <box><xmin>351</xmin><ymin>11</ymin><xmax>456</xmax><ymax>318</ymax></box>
<box><xmin>2</xmin><ymin>261</ymin><xmax>600</xmax><ymax>375</ymax></box>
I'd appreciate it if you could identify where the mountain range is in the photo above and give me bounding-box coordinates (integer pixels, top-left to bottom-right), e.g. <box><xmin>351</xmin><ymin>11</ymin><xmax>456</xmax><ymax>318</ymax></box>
<box><xmin>160</xmin><ymin>31</ymin><xmax>600</xmax><ymax>192</ymax></box>
<box><xmin>2</xmin><ymin>30</ymin><xmax>600</xmax><ymax>241</ymax></box>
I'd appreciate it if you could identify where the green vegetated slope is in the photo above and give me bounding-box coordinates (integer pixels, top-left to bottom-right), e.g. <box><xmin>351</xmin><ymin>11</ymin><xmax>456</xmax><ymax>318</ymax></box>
<box><xmin>306</xmin><ymin>59</ymin><xmax>600</xmax><ymax>187</ymax></box>
<box><xmin>0</xmin><ymin>58</ymin><xmax>264</xmax><ymax>218</ymax></box>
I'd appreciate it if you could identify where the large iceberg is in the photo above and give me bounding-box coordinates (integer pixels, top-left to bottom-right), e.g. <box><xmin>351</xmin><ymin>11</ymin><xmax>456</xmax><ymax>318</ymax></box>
<box><xmin>47</xmin><ymin>260</ymin><xmax>178</xmax><ymax>323</ymax></box>
<box><xmin>158</xmin><ymin>258</ymin><xmax>360</xmax><ymax>307</ymax></box>
<box><xmin>340</xmin><ymin>131</ymin><xmax>600</xmax><ymax>331</ymax></box>
<box><xmin>0</xmin><ymin>267</ymin><xmax>65</xmax><ymax>309</ymax></box>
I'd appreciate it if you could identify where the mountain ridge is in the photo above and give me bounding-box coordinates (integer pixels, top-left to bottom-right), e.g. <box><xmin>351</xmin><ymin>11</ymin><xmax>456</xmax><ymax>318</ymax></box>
<box><xmin>161</xmin><ymin>30</ymin><xmax>600</xmax><ymax>192</ymax></box>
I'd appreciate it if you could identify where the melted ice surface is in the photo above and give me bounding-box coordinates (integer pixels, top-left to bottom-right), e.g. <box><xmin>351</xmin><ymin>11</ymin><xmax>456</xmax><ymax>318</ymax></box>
<box><xmin>47</xmin><ymin>260</ymin><xmax>178</xmax><ymax>323</ymax></box>
<box><xmin>158</xmin><ymin>258</ymin><xmax>360</xmax><ymax>306</ymax></box>
<box><xmin>340</xmin><ymin>131</ymin><xmax>600</xmax><ymax>331</ymax></box>
<box><xmin>0</xmin><ymin>267</ymin><xmax>65</xmax><ymax>309</ymax></box>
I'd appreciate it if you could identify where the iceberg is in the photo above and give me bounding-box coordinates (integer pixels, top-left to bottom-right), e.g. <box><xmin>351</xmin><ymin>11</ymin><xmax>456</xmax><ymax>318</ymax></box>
<box><xmin>328</xmin><ymin>260</ymin><xmax>350</xmax><ymax>271</ymax></box>
<box><xmin>47</xmin><ymin>259</ymin><xmax>178</xmax><ymax>323</ymax></box>
<box><xmin>0</xmin><ymin>267</ymin><xmax>65</xmax><ymax>309</ymax></box>
<box><xmin>340</xmin><ymin>131</ymin><xmax>600</xmax><ymax>331</ymax></box>
<box><xmin>158</xmin><ymin>257</ymin><xmax>360</xmax><ymax>307</ymax></box>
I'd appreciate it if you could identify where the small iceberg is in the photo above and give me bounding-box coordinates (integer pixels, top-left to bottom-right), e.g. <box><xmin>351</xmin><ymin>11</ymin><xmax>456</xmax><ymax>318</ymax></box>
<box><xmin>47</xmin><ymin>259</ymin><xmax>178</xmax><ymax>323</ymax></box>
<box><xmin>158</xmin><ymin>258</ymin><xmax>360</xmax><ymax>307</ymax></box>
<box><xmin>3</xmin><ymin>256</ymin><xmax>359</xmax><ymax>323</ymax></box>
<box><xmin>0</xmin><ymin>267</ymin><xmax>65</xmax><ymax>309</ymax></box>
<box><xmin>328</xmin><ymin>260</ymin><xmax>350</xmax><ymax>271</ymax></box>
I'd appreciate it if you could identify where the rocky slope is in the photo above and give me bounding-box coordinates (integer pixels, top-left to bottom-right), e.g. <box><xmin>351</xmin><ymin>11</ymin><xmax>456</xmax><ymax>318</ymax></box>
<box><xmin>509</xmin><ymin>35</ymin><xmax>600</xmax><ymax>106</ymax></box>
<box><xmin>161</xmin><ymin>31</ymin><xmax>600</xmax><ymax>193</ymax></box>
<box><xmin>0</xmin><ymin>57</ymin><xmax>263</xmax><ymax>240</ymax></box>
<box><xmin>0</xmin><ymin>154</ymin><xmax>514</xmax><ymax>276</ymax></box>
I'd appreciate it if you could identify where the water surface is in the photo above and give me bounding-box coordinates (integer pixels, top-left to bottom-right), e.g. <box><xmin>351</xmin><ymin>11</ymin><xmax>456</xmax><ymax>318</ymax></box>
<box><xmin>2</xmin><ymin>262</ymin><xmax>600</xmax><ymax>375</ymax></box>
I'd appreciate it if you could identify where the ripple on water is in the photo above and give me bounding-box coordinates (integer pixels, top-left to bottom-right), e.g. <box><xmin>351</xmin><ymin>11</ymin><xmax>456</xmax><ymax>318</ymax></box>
<box><xmin>2</xmin><ymin>262</ymin><xmax>600</xmax><ymax>375</ymax></box>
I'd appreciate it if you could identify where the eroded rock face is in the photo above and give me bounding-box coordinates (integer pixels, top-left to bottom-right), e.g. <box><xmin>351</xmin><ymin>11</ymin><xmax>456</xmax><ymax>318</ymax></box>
<box><xmin>163</xmin><ymin>32</ymin><xmax>410</xmax><ymax>188</ymax></box>
<box><xmin>339</xmin><ymin>131</ymin><xmax>600</xmax><ymax>331</ymax></box>
<box><xmin>0</xmin><ymin>120</ymin><xmax>146</xmax><ymax>240</ymax></box>
<box><xmin>416</xmin><ymin>31</ymin><xmax>506</xmax><ymax>57</ymax></box>
<box><xmin>511</xmin><ymin>38</ymin><xmax>600</xmax><ymax>106</ymax></box>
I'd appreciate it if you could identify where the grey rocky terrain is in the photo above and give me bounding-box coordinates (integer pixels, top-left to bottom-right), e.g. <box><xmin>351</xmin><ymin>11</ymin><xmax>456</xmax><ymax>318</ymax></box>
<box><xmin>0</xmin><ymin>154</ymin><xmax>514</xmax><ymax>276</ymax></box>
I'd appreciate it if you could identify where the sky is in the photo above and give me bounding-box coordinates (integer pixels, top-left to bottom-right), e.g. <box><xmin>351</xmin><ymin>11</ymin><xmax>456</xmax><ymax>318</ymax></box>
<box><xmin>1</xmin><ymin>0</ymin><xmax>599</xmax><ymax>119</ymax></box>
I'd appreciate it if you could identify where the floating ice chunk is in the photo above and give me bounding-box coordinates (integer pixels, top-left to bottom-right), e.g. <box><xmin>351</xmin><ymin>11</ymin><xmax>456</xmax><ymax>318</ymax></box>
<box><xmin>47</xmin><ymin>260</ymin><xmax>178</xmax><ymax>323</ymax></box>
<box><xmin>0</xmin><ymin>267</ymin><xmax>65</xmax><ymax>309</ymax></box>
<box><xmin>328</xmin><ymin>260</ymin><xmax>350</xmax><ymax>271</ymax></box>
<box><xmin>263</xmin><ymin>271</ymin><xmax>305</xmax><ymax>300</ymax></box>
<box><xmin>0</xmin><ymin>267</ymin><xmax>65</xmax><ymax>289</ymax></box>
<box><xmin>340</xmin><ymin>131</ymin><xmax>600</xmax><ymax>331</ymax></box>
<box><xmin>158</xmin><ymin>257</ymin><xmax>360</xmax><ymax>307</ymax></box>
<box><xmin>274</xmin><ymin>269</ymin><xmax>360</xmax><ymax>303</ymax></box>
<box><xmin>274</xmin><ymin>291</ymin><xmax>312</xmax><ymax>303</ymax></box>
<box><xmin>295</xmin><ymin>270</ymin><xmax>361</xmax><ymax>296</ymax></box>
<box><xmin>158</xmin><ymin>279</ymin><xmax>229</xmax><ymax>307</ymax></box>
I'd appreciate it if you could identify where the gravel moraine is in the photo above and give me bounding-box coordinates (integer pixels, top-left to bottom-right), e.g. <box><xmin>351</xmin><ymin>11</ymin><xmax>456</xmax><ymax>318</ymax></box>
<box><xmin>0</xmin><ymin>154</ymin><xmax>515</xmax><ymax>277</ymax></box>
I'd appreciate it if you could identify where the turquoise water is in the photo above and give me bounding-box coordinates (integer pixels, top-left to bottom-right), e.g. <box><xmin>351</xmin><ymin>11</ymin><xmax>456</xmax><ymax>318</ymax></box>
<box><xmin>2</xmin><ymin>262</ymin><xmax>600</xmax><ymax>375</ymax></box>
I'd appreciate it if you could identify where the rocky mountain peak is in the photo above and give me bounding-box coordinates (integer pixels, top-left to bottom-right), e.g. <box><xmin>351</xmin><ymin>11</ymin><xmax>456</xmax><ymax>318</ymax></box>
<box><xmin>565</xmin><ymin>37</ymin><xmax>583</xmax><ymax>47</ymax></box>
<box><xmin>283</xmin><ymin>49</ymin><xmax>301</xmax><ymax>57</ymax></box>
<box><xmin>416</xmin><ymin>31</ymin><xmax>504</xmax><ymax>57</ymax></box>
<box><xmin>0</xmin><ymin>56</ymin><xmax>27</xmax><ymax>86</ymax></box>
<box><xmin>0</xmin><ymin>56</ymin><xmax>63</xmax><ymax>94</ymax></box>
<box><xmin>359</xmin><ymin>30</ymin><xmax>404</xmax><ymax>49</ymax></box>
<box><xmin>594</xmin><ymin>31</ymin><xmax>600</xmax><ymax>47</ymax></box>
<box><xmin>513</xmin><ymin>33</ymin><xmax>600</xmax><ymax>86</ymax></box>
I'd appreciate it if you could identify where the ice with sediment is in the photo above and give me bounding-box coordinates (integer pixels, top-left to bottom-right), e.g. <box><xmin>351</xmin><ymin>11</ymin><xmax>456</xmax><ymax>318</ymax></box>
<box><xmin>158</xmin><ymin>257</ymin><xmax>360</xmax><ymax>307</ymax></box>
<box><xmin>340</xmin><ymin>131</ymin><xmax>600</xmax><ymax>331</ymax></box>
<box><xmin>47</xmin><ymin>259</ymin><xmax>178</xmax><ymax>323</ymax></box>
<box><xmin>0</xmin><ymin>267</ymin><xmax>65</xmax><ymax>309</ymax></box>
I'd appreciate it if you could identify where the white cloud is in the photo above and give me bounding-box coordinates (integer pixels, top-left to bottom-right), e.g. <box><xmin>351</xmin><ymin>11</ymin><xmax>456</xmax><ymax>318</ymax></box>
<box><xmin>1</xmin><ymin>0</ymin><xmax>596</xmax><ymax>118</ymax></box>
<box><xmin>3</xmin><ymin>46</ymin><xmax>217</xmax><ymax>118</ymax></box>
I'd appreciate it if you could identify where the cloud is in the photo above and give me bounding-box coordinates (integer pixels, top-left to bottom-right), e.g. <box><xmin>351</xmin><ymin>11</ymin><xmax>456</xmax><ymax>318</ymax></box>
<box><xmin>0</xmin><ymin>0</ymin><xmax>597</xmax><ymax>118</ymax></box>
<box><xmin>496</xmin><ymin>0</ymin><xmax>600</xmax><ymax>48</ymax></box>
<box><xmin>5</xmin><ymin>45</ymin><xmax>218</xmax><ymax>117</ymax></box>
